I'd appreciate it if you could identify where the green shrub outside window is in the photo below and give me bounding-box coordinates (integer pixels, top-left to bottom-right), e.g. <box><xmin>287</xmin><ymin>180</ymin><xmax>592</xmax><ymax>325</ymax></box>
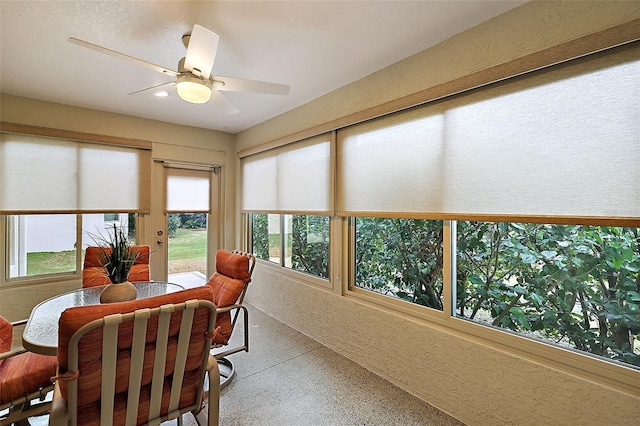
<box><xmin>354</xmin><ymin>218</ymin><xmax>640</xmax><ymax>368</ymax></box>
<box><xmin>251</xmin><ymin>213</ymin><xmax>329</xmax><ymax>280</ymax></box>
<box><xmin>355</xmin><ymin>218</ymin><xmax>444</xmax><ymax>310</ymax></box>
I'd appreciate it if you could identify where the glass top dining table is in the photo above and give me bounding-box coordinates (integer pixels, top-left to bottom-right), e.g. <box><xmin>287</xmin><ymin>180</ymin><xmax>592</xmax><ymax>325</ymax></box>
<box><xmin>22</xmin><ymin>281</ymin><xmax>184</xmax><ymax>356</ymax></box>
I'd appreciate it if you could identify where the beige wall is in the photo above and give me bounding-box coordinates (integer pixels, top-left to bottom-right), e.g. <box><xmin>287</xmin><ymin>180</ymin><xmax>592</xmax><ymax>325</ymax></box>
<box><xmin>0</xmin><ymin>94</ymin><xmax>236</xmax><ymax>322</ymax></box>
<box><xmin>236</xmin><ymin>2</ymin><xmax>640</xmax><ymax>425</ymax></box>
<box><xmin>0</xmin><ymin>94</ymin><xmax>234</xmax><ymax>149</ymax></box>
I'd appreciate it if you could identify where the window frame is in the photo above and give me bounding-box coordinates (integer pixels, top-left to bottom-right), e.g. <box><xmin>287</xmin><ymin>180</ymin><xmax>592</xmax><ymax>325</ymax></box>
<box><xmin>0</xmin><ymin>125</ymin><xmax>152</xmax><ymax>287</ymax></box>
<box><xmin>2</xmin><ymin>214</ymin><xmax>82</xmax><ymax>286</ymax></box>
<box><xmin>2</xmin><ymin>213</ymin><xmax>140</xmax><ymax>287</ymax></box>
<box><xmin>350</xmin><ymin>216</ymin><xmax>448</xmax><ymax>314</ymax></box>
<box><xmin>249</xmin><ymin>212</ymin><xmax>332</xmax><ymax>288</ymax></box>
<box><xmin>345</xmin><ymin>219</ymin><xmax>640</xmax><ymax>394</ymax></box>
<box><xmin>336</xmin><ymin>40</ymin><xmax>640</xmax><ymax>394</ymax></box>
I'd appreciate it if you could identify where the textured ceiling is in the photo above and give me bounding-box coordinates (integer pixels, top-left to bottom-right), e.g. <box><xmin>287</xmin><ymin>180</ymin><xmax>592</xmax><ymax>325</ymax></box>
<box><xmin>0</xmin><ymin>1</ymin><xmax>526</xmax><ymax>134</ymax></box>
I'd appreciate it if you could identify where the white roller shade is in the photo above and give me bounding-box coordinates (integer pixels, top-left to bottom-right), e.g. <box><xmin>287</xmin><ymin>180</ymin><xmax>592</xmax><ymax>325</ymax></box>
<box><xmin>242</xmin><ymin>134</ymin><xmax>332</xmax><ymax>214</ymax></box>
<box><xmin>339</xmin><ymin>108</ymin><xmax>445</xmax><ymax>214</ymax></box>
<box><xmin>165</xmin><ymin>168</ymin><xmax>211</xmax><ymax>213</ymax></box>
<box><xmin>0</xmin><ymin>133</ymin><xmax>151</xmax><ymax>213</ymax></box>
<box><xmin>241</xmin><ymin>153</ymin><xmax>278</xmax><ymax>212</ymax></box>
<box><xmin>338</xmin><ymin>43</ymin><xmax>640</xmax><ymax>221</ymax></box>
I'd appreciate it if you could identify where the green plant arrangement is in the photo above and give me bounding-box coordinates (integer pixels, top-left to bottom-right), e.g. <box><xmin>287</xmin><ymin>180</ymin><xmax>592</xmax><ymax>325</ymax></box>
<box><xmin>89</xmin><ymin>223</ymin><xmax>139</xmax><ymax>303</ymax></box>
<box><xmin>92</xmin><ymin>224</ymin><xmax>139</xmax><ymax>284</ymax></box>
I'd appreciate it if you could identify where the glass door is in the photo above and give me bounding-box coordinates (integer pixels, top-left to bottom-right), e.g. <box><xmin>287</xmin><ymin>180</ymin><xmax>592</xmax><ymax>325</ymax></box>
<box><xmin>167</xmin><ymin>212</ymin><xmax>208</xmax><ymax>286</ymax></box>
<box><xmin>152</xmin><ymin>162</ymin><xmax>219</xmax><ymax>288</ymax></box>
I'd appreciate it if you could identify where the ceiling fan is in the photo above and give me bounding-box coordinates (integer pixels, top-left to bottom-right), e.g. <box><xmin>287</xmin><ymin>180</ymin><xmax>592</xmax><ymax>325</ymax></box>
<box><xmin>69</xmin><ymin>24</ymin><xmax>289</xmax><ymax>114</ymax></box>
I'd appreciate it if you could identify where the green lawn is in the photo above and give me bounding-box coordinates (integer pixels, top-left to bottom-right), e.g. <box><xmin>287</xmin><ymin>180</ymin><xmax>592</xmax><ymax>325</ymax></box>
<box><xmin>25</xmin><ymin>228</ymin><xmax>207</xmax><ymax>275</ymax></box>
<box><xmin>168</xmin><ymin>228</ymin><xmax>207</xmax><ymax>274</ymax></box>
<box><xmin>27</xmin><ymin>250</ymin><xmax>75</xmax><ymax>275</ymax></box>
<box><xmin>168</xmin><ymin>228</ymin><xmax>207</xmax><ymax>261</ymax></box>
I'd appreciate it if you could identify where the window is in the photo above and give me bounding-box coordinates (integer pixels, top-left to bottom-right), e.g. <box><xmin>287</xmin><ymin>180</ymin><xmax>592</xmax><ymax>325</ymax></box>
<box><xmin>1</xmin><ymin>126</ymin><xmax>150</xmax><ymax>283</ymax></box>
<box><xmin>83</xmin><ymin>213</ymin><xmax>136</xmax><ymax>247</ymax></box>
<box><xmin>355</xmin><ymin>218</ymin><xmax>443</xmax><ymax>310</ymax></box>
<box><xmin>239</xmin><ymin>38</ymin><xmax>640</xmax><ymax>384</ymax></box>
<box><xmin>242</xmin><ymin>134</ymin><xmax>332</xmax><ymax>281</ymax></box>
<box><xmin>251</xmin><ymin>213</ymin><xmax>280</xmax><ymax>264</ymax></box>
<box><xmin>251</xmin><ymin>213</ymin><xmax>329</xmax><ymax>280</ymax></box>
<box><xmin>5</xmin><ymin>213</ymin><xmax>137</xmax><ymax>280</ymax></box>
<box><xmin>7</xmin><ymin>214</ymin><xmax>76</xmax><ymax>278</ymax></box>
<box><xmin>289</xmin><ymin>215</ymin><xmax>329</xmax><ymax>279</ymax></box>
<box><xmin>103</xmin><ymin>213</ymin><xmax>119</xmax><ymax>222</ymax></box>
<box><xmin>351</xmin><ymin>220</ymin><xmax>640</xmax><ymax>367</ymax></box>
<box><xmin>340</xmin><ymin>42</ymin><xmax>640</xmax><ymax>370</ymax></box>
<box><xmin>456</xmin><ymin>222</ymin><xmax>640</xmax><ymax>367</ymax></box>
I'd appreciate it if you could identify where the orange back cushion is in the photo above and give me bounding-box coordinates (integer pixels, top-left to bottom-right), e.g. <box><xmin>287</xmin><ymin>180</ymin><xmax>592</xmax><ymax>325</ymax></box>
<box><xmin>205</xmin><ymin>273</ymin><xmax>245</xmax><ymax>344</ymax></box>
<box><xmin>57</xmin><ymin>285</ymin><xmax>214</xmax><ymax>423</ymax></box>
<box><xmin>83</xmin><ymin>246</ymin><xmax>106</xmax><ymax>268</ymax></box>
<box><xmin>215</xmin><ymin>250</ymin><xmax>251</xmax><ymax>282</ymax></box>
<box><xmin>132</xmin><ymin>245</ymin><xmax>150</xmax><ymax>265</ymax></box>
<box><xmin>82</xmin><ymin>246</ymin><xmax>150</xmax><ymax>287</ymax></box>
<box><xmin>204</xmin><ymin>250</ymin><xmax>251</xmax><ymax>344</ymax></box>
<box><xmin>83</xmin><ymin>245</ymin><xmax>150</xmax><ymax>268</ymax></box>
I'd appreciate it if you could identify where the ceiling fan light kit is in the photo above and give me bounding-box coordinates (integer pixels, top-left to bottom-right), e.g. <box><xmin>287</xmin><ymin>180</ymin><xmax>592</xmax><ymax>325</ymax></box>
<box><xmin>176</xmin><ymin>75</ymin><xmax>212</xmax><ymax>104</ymax></box>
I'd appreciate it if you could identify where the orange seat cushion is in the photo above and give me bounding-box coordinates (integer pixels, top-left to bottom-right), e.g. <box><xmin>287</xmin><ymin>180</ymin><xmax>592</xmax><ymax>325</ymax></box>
<box><xmin>0</xmin><ymin>315</ymin><xmax>57</xmax><ymax>405</ymax></box>
<box><xmin>0</xmin><ymin>351</ymin><xmax>58</xmax><ymax>405</ymax></box>
<box><xmin>57</xmin><ymin>285</ymin><xmax>214</xmax><ymax>426</ymax></box>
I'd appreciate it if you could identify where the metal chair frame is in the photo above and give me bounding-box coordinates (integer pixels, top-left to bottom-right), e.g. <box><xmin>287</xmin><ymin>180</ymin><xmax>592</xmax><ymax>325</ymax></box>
<box><xmin>49</xmin><ymin>299</ymin><xmax>220</xmax><ymax>426</ymax></box>
<box><xmin>212</xmin><ymin>250</ymin><xmax>255</xmax><ymax>389</ymax></box>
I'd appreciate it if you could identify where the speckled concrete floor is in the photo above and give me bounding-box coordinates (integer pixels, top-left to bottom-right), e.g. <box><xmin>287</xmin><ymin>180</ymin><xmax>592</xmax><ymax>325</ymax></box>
<box><xmin>206</xmin><ymin>303</ymin><xmax>465</xmax><ymax>426</ymax></box>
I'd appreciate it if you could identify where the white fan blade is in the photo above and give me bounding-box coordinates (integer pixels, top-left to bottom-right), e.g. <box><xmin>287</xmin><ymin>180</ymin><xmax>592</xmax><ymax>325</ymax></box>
<box><xmin>68</xmin><ymin>37</ymin><xmax>178</xmax><ymax>77</ymax></box>
<box><xmin>184</xmin><ymin>24</ymin><xmax>219</xmax><ymax>78</ymax></box>
<box><xmin>213</xmin><ymin>75</ymin><xmax>290</xmax><ymax>95</ymax></box>
<box><xmin>210</xmin><ymin>90</ymin><xmax>240</xmax><ymax>115</ymax></box>
<box><xmin>128</xmin><ymin>81</ymin><xmax>175</xmax><ymax>96</ymax></box>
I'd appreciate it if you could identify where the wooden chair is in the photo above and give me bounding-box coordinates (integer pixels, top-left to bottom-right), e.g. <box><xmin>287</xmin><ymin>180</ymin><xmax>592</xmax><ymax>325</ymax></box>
<box><xmin>205</xmin><ymin>249</ymin><xmax>255</xmax><ymax>388</ymax></box>
<box><xmin>0</xmin><ymin>316</ymin><xmax>58</xmax><ymax>426</ymax></box>
<box><xmin>82</xmin><ymin>245</ymin><xmax>151</xmax><ymax>288</ymax></box>
<box><xmin>49</xmin><ymin>286</ymin><xmax>220</xmax><ymax>426</ymax></box>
